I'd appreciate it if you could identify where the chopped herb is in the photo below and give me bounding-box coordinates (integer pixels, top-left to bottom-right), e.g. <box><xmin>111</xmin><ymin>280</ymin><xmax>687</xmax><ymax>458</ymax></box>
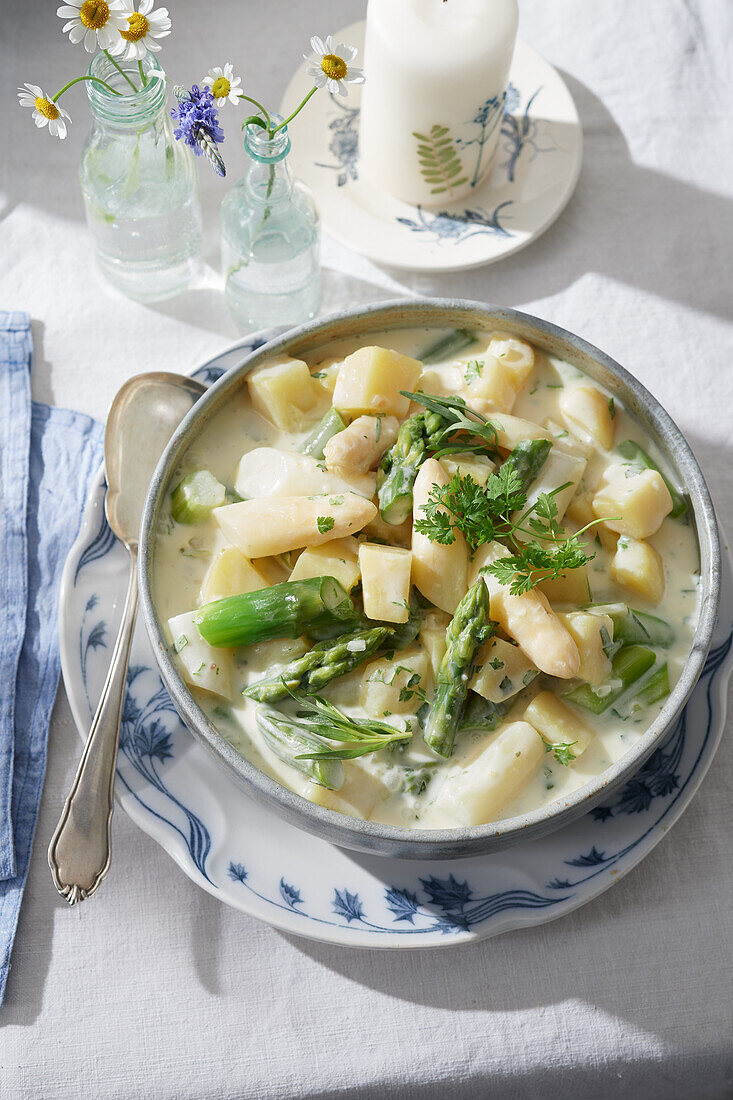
<box><xmin>538</xmin><ymin>734</ymin><xmax>578</xmax><ymax>766</ymax></box>
<box><xmin>489</xmin><ymin>656</ymin><xmax>504</xmax><ymax>670</ymax></box>
<box><xmin>328</xmin><ymin>496</ymin><xmax>344</xmax><ymax>506</ymax></box>
<box><xmin>311</xmin><ymin>370</ymin><xmax>326</xmax><ymax>379</ymax></box>
<box><xmin>608</xmin><ymin>397</ymin><xmax>616</xmax><ymax>420</ymax></box>
<box><xmin>499</xmin><ymin>675</ymin><xmax>513</xmax><ymax>692</ymax></box>
<box><xmin>174</xmin><ymin>634</ymin><xmax>189</xmax><ymax>653</ymax></box>
<box><xmin>464</xmin><ymin>359</ymin><xmax>484</xmax><ymax>384</ymax></box>
<box><xmin>316</xmin><ymin>515</ymin><xmax>335</xmax><ymax>534</ymax></box>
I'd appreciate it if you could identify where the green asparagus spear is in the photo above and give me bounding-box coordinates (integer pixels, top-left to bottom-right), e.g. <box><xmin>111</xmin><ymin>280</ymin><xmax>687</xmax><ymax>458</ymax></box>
<box><xmin>195</xmin><ymin>576</ymin><xmax>363</xmax><ymax>648</ymax></box>
<box><xmin>256</xmin><ymin>708</ymin><xmax>345</xmax><ymax>790</ymax></box>
<box><xmin>587</xmin><ymin>603</ymin><xmax>674</xmax><ymax>648</ymax></box>
<box><xmin>617</xmin><ymin>440</ymin><xmax>687</xmax><ymax>518</ymax></box>
<box><xmin>635</xmin><ymin>662</ymin><xmax>670</xmax><ymax>707</ymax></box>
<box><xmin>244</xmin><ymin>627</ymin><xmax>392</xmax><ymax>702</ymax></box>
<box><xmin>498</xmin><ymin>438</ymin><xmax>553</xmax><ymax>493</ymax></box>
<box><xmin>170</xmin><ymin>470</ymin><xmax>227</xmax><ymax>524</ymax></box>
<box><xmin>459</xmin><ymin>694</ymin><xmax>509</xmax><ymax>733</ymax></box>
<box><xmin>377</xmin><ymin>413</ymin><xmax>436</xmax><ymax>525</ymax></box>
<box><xmin>420</xmin><ymin>329</ymin><xmax>477</xmax><ymax>364</ymax></box>
<box><xmin>424</xmin><ymin>580</ymin><xmax>496</xmax><ymax>758</ymax></box>
<box><xmin>301</xmin><ymin>407</ymin><xmax>347</xmax><ymax>459</ymax></box>
<box><xmin>564</xmin><ymin>644</ymin><xmax>656</xmax><ymax>714</ymax></box>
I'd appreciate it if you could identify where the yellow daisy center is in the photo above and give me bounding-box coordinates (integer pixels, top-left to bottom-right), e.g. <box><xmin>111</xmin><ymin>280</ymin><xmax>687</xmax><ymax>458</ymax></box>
<box><xmin>120</xmin><ymin>12</ymin><xmax>149</xmax><ymax>41</ymax></box>
<box><xmin>80</xmin><ymin>1</ymin><xmax>110</xmax><ymax>29</ymax></box>
<box><xmin>211</xmin><ymin>76</ymin><xmax>231</xmax><ymax>99</ymax></box>
<box><xmin>35</xmin><ymin>97</ymin><xmax>60</xmax><ymax>120</ymax></box>
<box><xmin>321</xmin><ymin>54</ymin><xmax>347</xmax><ymax>81</ymax></box>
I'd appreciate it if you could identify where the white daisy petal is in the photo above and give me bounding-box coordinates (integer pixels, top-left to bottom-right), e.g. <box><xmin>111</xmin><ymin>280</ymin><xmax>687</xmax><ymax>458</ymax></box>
<box><xmin>145</xmin><ymin>39</ymin><xmax>161</xmax><ymax>53</ymax></box>
<box><xmin>68</xmin><ymin>22</ymin><xmax>86</xmax><ymax>42</ymax></box>
<box><xmin>335</xmin><ymin>43</ymin><xmax>355</xmax><ymax>61</ymax></box>
<box><xmin>311</xmin><ymin>68</ymin><xmax>327</xmax><ymax>88</ymax></box>
<box><xmin>310</xmin><ymin>35</ymin><xmax>326</xmax><ymax>55</ymax></box>
<box><xmin>139</xmin><ymin>0</ymin><xmax>153</xmax><ymax>13</ymax></box>
<box><xmin>335</xmin><ymin>82</ymin><xmax>348</xmax><ymax>98</ymax></box>
<box><xmin>34</xmin><ymin>114</ymin><xmax>48</xmax><ymax>128</ymax></box>
<box><xmin>346</xmin><ymin>68</ymin><xmax>365</xmax><ymax>84</ymax></box>
<box><xmin>325</xmin><ymin>35</ymin><xmax>334</xmax><ymax>52</ymax></box>
<box><xmin>326</xmin><ymin>77</ymin><xmax>340</xmax><ymax>95</ymax></box>
<box><xmin>83</xmin><ymin>26</ymin><xmax>97</xmax><ymax>51</ymax></box>
<box><xmin>26</xmin><ymin>83</ymin><xmax>43</xmax><ymax>96</ymax></box>
<box><xmin>56</xmin><ymin>5</ymin><xmax>80</xmax><ymax>16</ymax></box>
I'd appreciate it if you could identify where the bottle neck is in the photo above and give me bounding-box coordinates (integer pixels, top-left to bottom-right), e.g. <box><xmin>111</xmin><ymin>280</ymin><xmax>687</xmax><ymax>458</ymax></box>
<box><xmin>86</xmin><ymin>50</ymin><xmax>167</xmax><ymax>133</ymax></box>
<box><xmin>243</xmin><ymin>122</ymin><xmax>294</xmax><ymax>204</ymax></box>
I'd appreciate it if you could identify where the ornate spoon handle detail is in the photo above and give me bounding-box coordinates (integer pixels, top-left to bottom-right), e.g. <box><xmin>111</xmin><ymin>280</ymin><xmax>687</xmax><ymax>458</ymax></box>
<box><xmin>48</xmin><ymin>548</ymin><xmax>138</xmax><ymax>905</ymax></box>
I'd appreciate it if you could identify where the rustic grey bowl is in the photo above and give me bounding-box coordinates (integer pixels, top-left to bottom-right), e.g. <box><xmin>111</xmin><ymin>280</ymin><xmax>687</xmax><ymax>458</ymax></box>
<box><xmin>138</xmin><ymin>299</ymin><xmax>721</xmax><ymax>860</ymax></box>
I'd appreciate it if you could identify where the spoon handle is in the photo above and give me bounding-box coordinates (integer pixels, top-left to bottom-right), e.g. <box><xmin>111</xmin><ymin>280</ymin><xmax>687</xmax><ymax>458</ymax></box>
<box><xmin>48</xmin><ymin>546</ymin><xmax>139</xmax><ymax>905</ymax></box>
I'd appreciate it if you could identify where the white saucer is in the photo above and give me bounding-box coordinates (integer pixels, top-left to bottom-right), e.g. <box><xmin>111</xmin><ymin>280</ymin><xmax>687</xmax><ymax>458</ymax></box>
<box><xmin>57</xmin><ymin>336</ymin><xmax>733</xmax><ymax>949</ymax></box>
<box><xmin>282</xmin><ymin>24</ymin><xmax>582</xmax><ymax>273</ymax></box>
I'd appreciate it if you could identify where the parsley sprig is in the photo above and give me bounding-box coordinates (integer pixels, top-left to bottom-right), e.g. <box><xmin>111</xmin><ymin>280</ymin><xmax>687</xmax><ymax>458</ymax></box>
<box><xmin>415</xmin><ymin>467</ymin><xmax>607</xmax><ymax>596</ymax></box>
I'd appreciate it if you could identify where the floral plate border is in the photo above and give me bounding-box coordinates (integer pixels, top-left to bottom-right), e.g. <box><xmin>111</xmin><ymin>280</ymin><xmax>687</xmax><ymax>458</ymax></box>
<box><xmin>282</xmin><ymin>27</ymin><xmax>583</xmax><ymax>273</ymax></box>
<box><xmin>58</xmin><ymin>338</ymin><xmax>733</xmax><ymax>948</ymax></box>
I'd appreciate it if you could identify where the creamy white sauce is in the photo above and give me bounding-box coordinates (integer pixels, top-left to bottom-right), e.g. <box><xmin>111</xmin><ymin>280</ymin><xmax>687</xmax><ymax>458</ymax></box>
<box><xmin>152</xmin><ymin>327</ymin><xmax>701</xmax><ymax>830</ymax></box>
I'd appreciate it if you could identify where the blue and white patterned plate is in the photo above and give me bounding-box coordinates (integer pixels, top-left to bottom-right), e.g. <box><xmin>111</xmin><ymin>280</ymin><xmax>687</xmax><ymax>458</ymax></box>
<box><xmin>58</xmin><ymin>339</ymin><xmax>733</xmax><ymax>948</ymax></box>
<box><xmin>282</xmin><ymin>25</ymin><xmax>582</xmax><ymax>273</ymax></box>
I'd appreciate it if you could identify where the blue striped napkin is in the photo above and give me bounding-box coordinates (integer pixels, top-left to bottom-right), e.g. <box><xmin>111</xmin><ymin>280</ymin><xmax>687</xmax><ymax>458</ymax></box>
<box><xmin>0</xmin><ymin>312</ymin><xmax>104</xmax><ymax>1006</ymax></box>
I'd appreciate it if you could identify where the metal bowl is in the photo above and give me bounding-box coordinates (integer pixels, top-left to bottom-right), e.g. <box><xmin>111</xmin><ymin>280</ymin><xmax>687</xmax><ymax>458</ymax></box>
<box><xmin>138</xmin><ymin>299</ymin><xmax>721</xmax><ymax>859</ymax></box>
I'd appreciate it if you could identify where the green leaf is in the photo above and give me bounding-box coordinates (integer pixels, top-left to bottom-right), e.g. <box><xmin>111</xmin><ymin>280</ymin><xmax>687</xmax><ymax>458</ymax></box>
<box><xmin>242</xmin><ymin>114</ymin><xmax>267</xmax><ymax>130</ymax></box>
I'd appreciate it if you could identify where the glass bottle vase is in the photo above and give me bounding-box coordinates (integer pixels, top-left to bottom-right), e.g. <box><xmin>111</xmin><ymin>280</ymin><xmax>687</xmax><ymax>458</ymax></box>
<box><xmin>79</xmin><ymin>51</ymin><xmax>204</xmax><ymax>302</ymax></box>
<box><xmin>220</xmin><ymin>122</ymin><xmax>321</xmax><ymax>330</ymax></box>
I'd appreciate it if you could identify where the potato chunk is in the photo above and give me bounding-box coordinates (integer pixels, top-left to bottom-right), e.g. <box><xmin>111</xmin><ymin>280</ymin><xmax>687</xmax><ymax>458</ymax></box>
<box><xmin>559</xmin><ymin>385</ymin><xmax>616</xmax><ymax>451</ymax></box>
<box><xmin>167</xmin><ymin>611</ymin><xmax>234</xmax><ymax>699</ymax></box>
<box><xmin>537</xmin><ymin>566</ymin><xmax>592</xmax><ymax>606</ymax></box>
<box><xmin>470</xmin><ymin>637</ymin><xmax>538</xmax><ymax>702</ymax></box>
<box><xmin>433</xmin><ymin>721</ymin><xmax>545</xmax><ymax>826</ymax></box>
<box><xmin>332</xmin><ymin>346</ymin><xmax>423</xmax><ymax>419</ymax></box>
<box><xmin>566</xmin><ymin>490</ymin><xmax>618</xmax><ymax>552</ymax></box>
<box><xmin>592</xmin><ymin>463</ymin><xmax>673</xmax><ymax>539</ymax></box>
<box><xmin>439</xmin><ymin>453</ymin><xmax>495</xmax><ymax>486</ymax></box>
<box><xmin>489</xmin><ymin>414</ymin><xmax>554</xmax><ymax>453</ymax></box>
<box><xmin>288</xmin><ymin>537</ymin><xmax>361</xmax><ymax>592</ymax></box>
<box><xmin>557</xmin><ymin>612</ymin><xmax>613</xmax><ymax>685</ymax></box>
<box><xmin>460</xmin><ymin>354</ymin><xmax>518</xmax><ymax>414</ymax></box>
<box><xmin>471</xmin><ymin>542</ymin><xmax>580</xmax><ymax>678</ymax></box>
<box><xmin>200</xmin><ymin>546</ymin><xmax>268</xmax><ymax>604</ymax></box>
<box><xmin>411</xmin><ymin>459</ymin><xmax>468</xmax><ymax>614</ymax></box>
<box><xmin>306</xmin><ymin>762</ymin><xmax>391</xmax><ymax>819</ymax></box>
<box><xmin>516</xmin><ymin>448</ymin><xmax>587</xmax><ymax>531</ymax></box>
<box><xmin>611</xmin><ymin>536</ymin><xmax>665</xmax><ymax>603</ymax></box>
<box><xmin>323</xmin><ymin>415</ymin><xmax>399</xmax><ymax>473</ymax></box>
<box><xmin>310</xmin><ymin>358</ymin><xmax>341</xmax><ymax>396</ymax></box>
<box><xmin>360</xmin><ymin>646</ymin><xmax>429</xmax><ymax>717</ymax></box>
<box><xmin>359</xmin><ymin>543</ymin><xmax>412</xmax><ymax>623</ymax></box>
<box><xmin>487</xmin><ymin>332</ymin><xmax>535</xmax><ymax>389</ymax></box>
<box><xmin>247</xmin><ymin>356</ymin><xmax>323</xmax><ymax>431</ymax></box>
<box><xmin>524</xmin><ymin>691</ymin><xmax>595</xmax><ymax>757</ymax></box>
<box><xmin>215</xmin><ymin>493</ymin><xmax>376</xmax><ymax>558</ymax></box>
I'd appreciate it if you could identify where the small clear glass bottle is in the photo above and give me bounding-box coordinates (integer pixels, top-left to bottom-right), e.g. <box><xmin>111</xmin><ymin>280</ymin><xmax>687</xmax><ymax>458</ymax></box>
<box><xmin>80</xmin><ymin>51</ymin><xmax>203</xmax><ymax>302</ymax></box>
<box><xmin>220</xmin><ymin>122</ymin><xmax>321</xmax><ymax>329</ymax></box>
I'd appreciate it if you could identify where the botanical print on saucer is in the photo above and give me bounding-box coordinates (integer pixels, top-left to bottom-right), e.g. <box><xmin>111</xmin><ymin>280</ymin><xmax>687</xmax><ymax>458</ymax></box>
<box><xmin>282</xmin><ymin>26</ymin><xmax>583</xmax><ymax>272</ymax></box>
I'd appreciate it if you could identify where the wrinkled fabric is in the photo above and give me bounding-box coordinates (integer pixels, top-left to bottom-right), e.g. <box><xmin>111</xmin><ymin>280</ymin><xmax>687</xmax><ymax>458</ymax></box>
<box><xmin>0</xmin><ymin>313</ymin><xmax>103</xmax><ymax>1005</ymax></box>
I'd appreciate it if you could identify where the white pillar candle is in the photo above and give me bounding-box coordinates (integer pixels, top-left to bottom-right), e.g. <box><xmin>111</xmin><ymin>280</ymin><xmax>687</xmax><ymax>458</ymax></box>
<box><xmin>358</xmin><ymin>0</ymin><xmax>518</xmax><ymax>207</ymax></box>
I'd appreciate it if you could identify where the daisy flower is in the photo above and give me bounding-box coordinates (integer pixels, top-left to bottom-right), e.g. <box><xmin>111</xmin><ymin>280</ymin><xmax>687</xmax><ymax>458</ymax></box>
<box><xmin>56</xmin><ymin>0</ymin><xmax>129</xmax><ymax>53</ymax></box>
<box><xmin>17</xmin><ymin>84</ymin><xmax>71</xmax><ymax>139</ymax></box>
<box><xmin>303</xmin><ymin>35</ymin><xmax>365</xmax><ymax>98</ymax></box>
<box><xmin>201</xmin><ymin>64</ymin><xmax>242</xmax><ymax>108</ymax></box>
<box><xmin>113</xmin><ymin>0</ymin><xmax>171</xmax><ymax>62</ymax></box>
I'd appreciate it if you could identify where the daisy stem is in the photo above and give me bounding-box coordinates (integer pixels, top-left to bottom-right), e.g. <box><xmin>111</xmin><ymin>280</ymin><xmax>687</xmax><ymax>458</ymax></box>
<box><xmin>138</xmin><ymin>60</ymin><xmax>147</xmax><ymax>88</ymax></box>
<box><xmin>270</xmin><ymin>86</ymin><xmax>317</xmax><ymax>134</ymax></box>
<box><xmin>52</xmin><ymin>75</ymin><xmax>122</xmax><ymax>100</ymax></box>
<box><xmin>103</xmin><ymin>49</ymin><xmax>139</xmax><ymax>93</ymax></box>
<box><xmin>237</xmin><ymin>94</ymin><xmax>271</xmax><ymax>127</ymax></box>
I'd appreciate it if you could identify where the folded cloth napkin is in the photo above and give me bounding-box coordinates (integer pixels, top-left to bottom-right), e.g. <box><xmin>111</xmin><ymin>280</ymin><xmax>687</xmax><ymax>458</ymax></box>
<box><xmin>0</xmin><ymin>312</ymin><xmax>104</xmax><ymax>1006</ymax></box>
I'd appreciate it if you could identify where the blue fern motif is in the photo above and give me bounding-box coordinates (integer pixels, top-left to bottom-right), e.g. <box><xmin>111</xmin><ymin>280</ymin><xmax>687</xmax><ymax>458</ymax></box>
<box><xmin>420</xmin><ymin>874</ymin><xmax>473</xmax><ymax>910</ymax></box>
<box><xmin>228</xmin><ymin>862</ymin><xmax>248</xmax><ymax>883</ymax></box>
<box><xmin>332</xmin><ymin>888</ymin><xmax>365</xmax><ymax>923</ymax></box>
<box><xmin>279</xmin><ymin>879</ymin><xmax>303</xmax><ymax>908</ymax></box>
<box><xmin>385</xmin><ymin>887</ymin><xmax>421</xmax><ymax>924</ymax></box>
<box><xmin>565</xmin><ymin>846</ymin><xmax>607</xmax><ymax>868</ymax></box>
<box><xmin>457</xmin><ymin>92</ymin><xmax>506</xmax><ymax>187</ymax></box>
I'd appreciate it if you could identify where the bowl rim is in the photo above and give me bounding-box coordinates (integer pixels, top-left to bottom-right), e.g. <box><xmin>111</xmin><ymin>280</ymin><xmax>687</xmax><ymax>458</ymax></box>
<box><xmin>138</xmin><ymin>298</ymin><xmax>721</xmax><ymax>853</ymax></box>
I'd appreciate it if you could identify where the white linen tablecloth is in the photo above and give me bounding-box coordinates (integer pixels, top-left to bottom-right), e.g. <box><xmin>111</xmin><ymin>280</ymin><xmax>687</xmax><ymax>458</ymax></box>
<box><xmin>2</xmin><ymin>1</ymin><xmax>732</xmax><ymax>1096</ymax></box>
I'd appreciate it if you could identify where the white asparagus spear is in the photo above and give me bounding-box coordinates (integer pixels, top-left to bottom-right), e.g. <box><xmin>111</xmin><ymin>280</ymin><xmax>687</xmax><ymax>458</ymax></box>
<box><xmin>470</xmin><ymin>541</ymin><xmax>580</xmax><ymax>678</ymax></box>
<box><xmin>215</xmin><ymin>493</ymin><xmax>376</xmax><ymax>559</ymax></box>
<box><xmin>411</xmin><ymin>458</ymin><xmax>468</xmax><ymax>614</ymax></box>
<box><xmin>323</xmin><ymin>415</ymin><xmax>399</xmax><ymax>473</ymax></box>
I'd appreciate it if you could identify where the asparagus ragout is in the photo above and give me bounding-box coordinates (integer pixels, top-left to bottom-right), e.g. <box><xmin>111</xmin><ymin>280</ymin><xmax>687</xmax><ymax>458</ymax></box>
<box><xmin>154</xmin><ymin>326</ymin><xmax>700</xmax><ymax>829</ymax></box>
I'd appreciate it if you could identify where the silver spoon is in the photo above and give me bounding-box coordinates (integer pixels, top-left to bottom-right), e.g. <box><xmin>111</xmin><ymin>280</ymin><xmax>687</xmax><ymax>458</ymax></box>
<box><xmin>48</xmin><ymin>371</ymin><xmax>206</xmax><ymax>905</ymax></box>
